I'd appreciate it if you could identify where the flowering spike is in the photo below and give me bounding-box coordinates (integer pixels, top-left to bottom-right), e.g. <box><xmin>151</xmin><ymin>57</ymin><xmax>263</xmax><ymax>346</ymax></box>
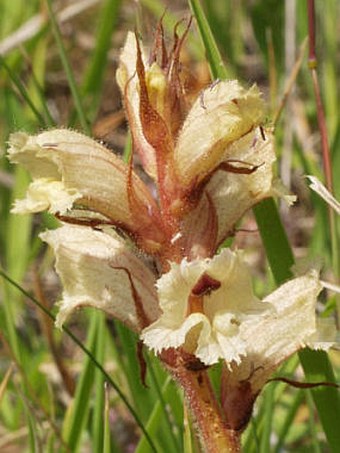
<box><xmin>7</xmin><ymin>26</ymin><xmax>335</xmax><ymax>447</ymax></box>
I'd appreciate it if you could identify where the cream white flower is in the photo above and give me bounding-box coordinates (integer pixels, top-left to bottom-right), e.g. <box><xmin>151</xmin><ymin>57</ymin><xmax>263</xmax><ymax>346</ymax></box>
<box><xmin>142</xmin><ymin>249</ymin><xmax>333</xmax><ymax>368</ymax></box>
<box><xmin>180</xmin><ymin>128</ymin><xmax>277</xmax><ymax>256</ymax></box>
<box><xmin>40</xmin><ymin>224</ymin><xmax>160</xmax><ymax>331</ymax></box>
<box><xmin>117</xmin><ymin>33</ymin><xmax>266</xmax><ymax>193</ymax></box>
<box><xmin>142</xmin><ymin>249</ymin><xmax>267</xmax><ymax>364</ymax></box>
<box><xmin>8</xmin><ymin>129</ymin><xmax>166</xmax><ymax>253</ymax></box>
<box><xmin>174</xmin><ymin>81</ymin><xmax>265</xmax><ymax>188</ymax></box>
<box><xmin>12</xmin><ymin>178</ymin><xmax>80</xmax><ymax>214</ymax></box>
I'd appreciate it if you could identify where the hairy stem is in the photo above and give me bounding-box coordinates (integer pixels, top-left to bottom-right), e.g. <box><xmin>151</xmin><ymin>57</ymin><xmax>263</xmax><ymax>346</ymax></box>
<box><xmin>164</xmin><ymin>351</ymin><xmax>241</xmax><ymax>452</ymax></box>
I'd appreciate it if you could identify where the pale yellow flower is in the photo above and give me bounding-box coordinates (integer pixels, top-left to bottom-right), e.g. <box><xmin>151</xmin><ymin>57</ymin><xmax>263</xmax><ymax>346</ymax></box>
<box><xmin>40</xmin><ymin>224</ymin><xmax>160</xmax><ymax>331</ymax></box>
<box><xmin>173</xmin><ymin>81</ymin><xmax>265</xmax><ymax>189</ymax></box>
<box><xmin>142</xmin><ymin>249</ymin><xmax>333</xmax><ymax>368</ymax></box>
<box><xmin>7</xmin><ymin>129</ymin><xmax>166</xmax><ymax>253</ymax></box>
<box><xmin>180</xmin><ymin>128</ymin><xmax>277</xmax><ymax>256</ymax></box>
<box><xmin>117</xmin><ymin>33</ymin><xmax>267</xmax><ymax>193</ymax></box>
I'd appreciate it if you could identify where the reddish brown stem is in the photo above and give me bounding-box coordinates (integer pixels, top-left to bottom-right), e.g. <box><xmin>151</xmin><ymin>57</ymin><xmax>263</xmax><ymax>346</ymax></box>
<box><xmin>165</xmin><ymin>351</ymin><xmax>241</xmax><ymax>452</ymax></box>
<box><xmin>307</xmin><ymin>0</ymin><xmax>339</xmax><ymax>313</ymax></box>
<box><xmin>307</xmin><ymin>0</ymin><xmax>316</xmax><ymax>63</ymax></box>
<box><xmin>310</xmin><ymin>70</ymin><xmax>333</xmax><ymax>193</ymax></box>
<box><xmin>307</xmin><ymin>0</ymin><xmax>333</xmax><ymax>194</ymax></box>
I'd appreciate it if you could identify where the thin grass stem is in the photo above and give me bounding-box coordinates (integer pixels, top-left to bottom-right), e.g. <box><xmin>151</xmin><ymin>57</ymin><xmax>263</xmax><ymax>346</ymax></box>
<box><xmin>45</xmin><ymin>0</ymin><xmax>90</xmax><ymax>134</ymax></box>
<box><xmin>0</xmin><ymin>55</ymin><xmax>47</xmax><ymax>126</ymax></box>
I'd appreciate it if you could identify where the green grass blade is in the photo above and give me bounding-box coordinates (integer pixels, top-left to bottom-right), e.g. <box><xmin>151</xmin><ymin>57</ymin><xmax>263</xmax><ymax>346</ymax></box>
<box><xmin>299</xmin><ymin>348</ymin><xmax>340</xmax><ymax>449</ymax></box>
<box><xmin>259</xmin><ymin>385</ymin><xmax>275</xmax><ymax>453</ymax></box>
<box><xmin>274</xmin><ymin>390</ymin><xmax>304</xmax><ymax>452</ymax></box>
<box><xmin>114</xmin><ymin>322</ymin><xmax>155</xmax><ymax>419</ymax></box>
<box><xmin>6</xmin><ymin>168</ymin><xmax>32</xmax><ymax>283</ymax></box>
<box><xmin>0</xmin><ymin>55</ymin><xmax>47</xmax><ymax>126</ymax></box>
<box><xmin>1</xmin><ymin>167</ymin><xmax>32</xmax><ymax>362</ymax></box>
<box><xmin>25</xmin><ymin>404</ymin><xmax>39</xmax><ymax>453</ymax></box>
<box><xmin>113</xmin><ymin>325</ymin><xmax>182</xmax><ymax>448</ymax></box>
<box><xmin>45</xmin><ymin>0</ymin><xmax>90</xmax><ymax>134</ymax></box>
<box><xmin>306</xmin><ymin>390</ymin><xmax>322</xmax><ymax>453</ymax></box>
<box><xmin>103</xmin><ymin>383</ymin><xmax>115</xmax><ymax>453</ymax></box>
<box><xmin>90</xmin><ymin>313</ymin><xmax>106</xmax><ymax>453</ymax></box>
<box><xmin>188</xmin><ymin>0</ymin><xmax>229</xmax><ymax>80</ymax></box>
<box><xmin>135</xmin><ymin>376</ymin><xmax>173</xmax><ymax>453</ymax></box>
<box><xmin>25</xmin><ymin>40</ymin><xmax>56</xmax><ymax>127</ymax></box>
<box><xmin>82</xmin><ymin>0</ymin><xmax>121</xmax><ymax>98</ymax></box>
<box><xmin>146</xmin><ymin>355</ymin><xmax>181</xmax><ymax>450</ymax></box>
<box><xmin>253</xmin><ymin>198</ymin><xmax>294</xmax><ymax>284</ymax></box>
<box><xmin>62</xmin><ymin>315</ymin><xmax>97</xmax><ymax>451</ymax></box>
<box><xmin>1</xmin><ymin>282</ymin><xmax>22</xmax><ymax>364</ymax></box>
<box><xmin>201</xmin><ymin>0</ymin><xmax>242</xmax><ymax>70</ymax></box>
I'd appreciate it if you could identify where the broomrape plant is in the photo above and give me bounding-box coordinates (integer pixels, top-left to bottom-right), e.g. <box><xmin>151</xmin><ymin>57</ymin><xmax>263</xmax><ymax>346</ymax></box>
<box><xmin>7</xmin><ymin>26</ymin><xmax>335</xmax><ymax>452</ymax></box>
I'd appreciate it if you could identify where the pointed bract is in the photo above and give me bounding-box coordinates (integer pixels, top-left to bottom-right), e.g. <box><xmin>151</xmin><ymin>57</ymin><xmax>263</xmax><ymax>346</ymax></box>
<box><xmin>117</xmin><ymin>32</ymin><xmax>158</xmax><ymax>179</ymax></box>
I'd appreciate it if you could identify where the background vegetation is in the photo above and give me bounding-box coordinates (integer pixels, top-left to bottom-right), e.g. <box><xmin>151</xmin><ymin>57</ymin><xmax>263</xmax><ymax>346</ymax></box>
<box><xmin>0</xmin><ymin>0</ymin><xmax>339</xmax><ymax>451</ymax></box>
